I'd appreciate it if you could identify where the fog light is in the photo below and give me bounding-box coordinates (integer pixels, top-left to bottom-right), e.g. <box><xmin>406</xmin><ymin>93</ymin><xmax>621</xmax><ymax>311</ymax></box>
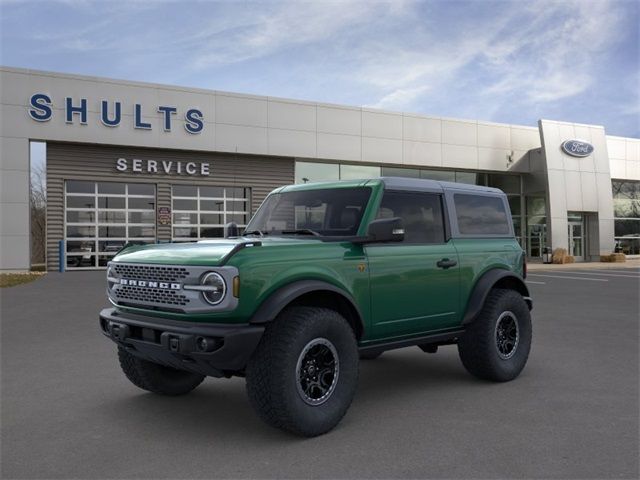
<box><xmin>195</xmin><ymin>336</ymin><xmax>217</xmax><ymax>352</ymax></box>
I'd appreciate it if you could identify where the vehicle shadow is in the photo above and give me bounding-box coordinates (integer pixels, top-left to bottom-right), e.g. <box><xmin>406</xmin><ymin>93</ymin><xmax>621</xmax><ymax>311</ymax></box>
<box><xmin>98</xmin><ymin>347</ymin><xmax>476</xmax><ymax>442</ymax></box>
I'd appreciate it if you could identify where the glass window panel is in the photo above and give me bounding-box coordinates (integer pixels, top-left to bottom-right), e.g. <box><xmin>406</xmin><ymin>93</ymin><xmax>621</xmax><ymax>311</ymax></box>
<box><xmin>512</xmin><ymin>216</ymin><xmax>522</xmax><ymax>237</ymax></box>
<box><xmin>295</xmin><ymin>161</ymin><xmax>339</xmax><ymax>184</ymax></box>
<box><xmin>98</xmin><ymin>226</ymin><xmax>126</xmax><ymax>238</ymax></box>
<box><xmin>567</xmin><ymin>211</ymin><xmax>583</xmax><ymax>222</ymax></box>
<box><xmin>612</xmin><ymin>180</ymin><xmax>640</xmax><ymax>200</ymax></box>
<box><xmin>226</xmin><ymin>200</ymin><xmax>246</xmax><ymax>212</ymax></box>
<box><xmin>226</xmin><ymin>213</ymin><xmax>248</xmax><ymax>225</ymax></box>
<box><xmin>67</xmin><ymin>255</ymin><xmax>95</xmax><ymax>268</ymax></box>
<box><xmin>67</xmin><ymin>226</ymin><xmax>95</xmax><ymax>238</ymax></box>
<box><xmin>200</xmin><ymin>227</ymin><xmax>224</xmax><ymax>238</ymax></box>
<box><xmin>127</xmin><ymin>183</ymin><xmax>155</xmax><ymax>196</ymax></box>
<box><xmin>454</xmin><ymin>194</ymin><xmax>510</xmax><ymax>235</ymax></box>
<box><xmin>128</xmin><ymin>211</ymin><xmax>155</xmax><ymax>223</ymax></box>
<box><xmin>66</xmin><ymin>181</ymin><xmax>94</xmax><ymax>194</ymax></box>
<box><xmin>67</xmin><ymin>196</ymin><xmax>95</xmax><ymax>209</ymax></box>
<box><xmin>615</xmin><ymin>237</ymin><xmax>640</xmax><ymax>255</ymax></box>
<box><xmin>455</xmin><ymin>172</ymin><xmax>478</xmax><ymax>185</ymax></box>
<box><xmin>420</xmin><ymin>169</ymin><xmax>455</xmax><ymax>182</ymax></box>
<box><xmin>128</xmin><ymin>226</ymin><xmax>155</xmax><ymax>238</ymax></box>
<box><xmin>613</xmin><ymin>199</ymin><xmax>640</xmax><ymax>219</ymax></box>
<box><xmin>340</xmin><ymin>164</ymin><xmax>381</xmax><ymax>180</ymax></box>
<box><xmin>98</xmin><ymin>254</ymin><xmax>116</xmax><ymax>267</ymax></box>
<box><xmin>172</xmin><ymin>185</ymin><xmax>198</xmax><ymax>197</ymax></box>
<box><xmin>201</xmin><ymin>199</ymin><xmax>224</xmax><ymax>211</ymax></box>
<box><xmin>98</xmin><ymin>240</ymin><xmax>126</xmax><ymax>253</ymax></box>
<box><xmin>200</xmin><ymin>186</ymin><xmax>224</xmax><ymax>198</ymax></box>
<box><xmin>508</xmin><ymin>196</ymin><xmax>521</xmax><ymax>215</ymax></box>
<box><xmin>66</xmin><ymin>240</ymin><xmax>96</xmax><ymax>253</ymax></box>
<box><xmin>98</xmin><ymin>211</ymin><xmax>126</xmax><ymax>223</ymax></box>
<box><xmin>376</xmin><ymin>191</ymin><xmax>445</xmax><ymax>244</ymax></box>
<box><xmin>66</xmin><ymin>210</ymin><xmax>95</xmax><ymax>223</ymax></box>
<box><xmin>98</xmin><ymin>197</ymin><xmax>125</xmax><ymax>209</ymax></box>
<box><xmin>382</xmin><ymin>167</ymin><xmax>421</xmax><ymax>178</ymax></box>
<box><xmin>201</xmin><ymin>213</ymin><xmax>223</xmax><ymax>225</ymax></box>
<box><xmin>488</xmin><ymin>174</ymin><xmax>520</xmax><ymax>194</ymax></box>
<box><xmin>98</xmin><ymin>182</ymin><xmax>125</xmax><ymax>194</ymax></box>
<box><xmin>173</xmin><ymin>227</ymin><xmax>198</xmax><ymax>238</ymax></box>
<box><xmin>128</xmin><ymin>197</ymin><xmax>155</xmax><ymax>210</ymax></box>
<box><xmin>173</xmin><ymin>199</ymin><xmax>197</xmax><ymax>210</ymax></box>
<box><xmin>614</xmin><ymin>219</ymin><xmax>640</xmax><ymax>237</ymax></box>
<box><xmin>173</xmin><ymin>213</ymin><xmax>198</xmax><ymax>225</ymax></box>
<box><xmin>226</xmin><ymin>187</ymin><xmax>249</xmax><ymax>199</ymax></box>
<box><xmin>526</xmin><ymin>196</ymin><xmax>546</xmax><ymax>216</ymax></box>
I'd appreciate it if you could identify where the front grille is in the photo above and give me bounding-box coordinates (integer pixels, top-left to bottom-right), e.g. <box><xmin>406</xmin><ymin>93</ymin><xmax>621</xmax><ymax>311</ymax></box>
<box><xmin>113</xmin><ymin>264</ymin><xmax>189</xmax><ymax>283</ymax></box>
<box><xmin>115</xmin><ymin>285</ymin><xmax>190</xmax><ymax>307</ymax></box>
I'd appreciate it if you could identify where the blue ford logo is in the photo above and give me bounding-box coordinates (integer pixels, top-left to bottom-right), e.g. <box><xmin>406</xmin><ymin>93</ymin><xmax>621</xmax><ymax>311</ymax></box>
<box><xmin>561</xmin><ymin>139</ymin><xmax>594</xmax><ymax>157</ymax></box>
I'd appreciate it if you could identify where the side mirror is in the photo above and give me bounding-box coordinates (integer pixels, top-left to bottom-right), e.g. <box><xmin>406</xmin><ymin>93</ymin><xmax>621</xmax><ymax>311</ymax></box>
<box><xmin>224</xmin><ymin>222</ymin><xmax>239</xmax><ymax>238</ymax></box>
<box><xmin>365</xmin><ymin>217</ymin><xmax>405</xmax><ymax>243</ymax></box>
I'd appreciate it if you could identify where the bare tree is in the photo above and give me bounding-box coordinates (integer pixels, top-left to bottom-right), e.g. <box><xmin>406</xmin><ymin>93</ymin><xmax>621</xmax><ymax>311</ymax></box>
<box><xmin>30</xmin><ymin>163</ymin><xmax>46</xmax><ymax>267</ymax></box>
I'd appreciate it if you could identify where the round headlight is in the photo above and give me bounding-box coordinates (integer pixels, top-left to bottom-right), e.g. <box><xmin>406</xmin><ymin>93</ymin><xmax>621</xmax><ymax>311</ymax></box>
<box><xmin>201</xmin><ymin>272</ymin><xmax>226</xmax><ymax>305</ymax></box>
<box><xmin>107</xmin><ymin>265</ymin><xmax>116</xmax><ymax>290</ymax></box>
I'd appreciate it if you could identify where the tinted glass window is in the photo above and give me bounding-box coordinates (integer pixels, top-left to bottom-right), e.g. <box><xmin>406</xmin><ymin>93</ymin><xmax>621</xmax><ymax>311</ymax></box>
<box><xmin>454</xmin><ymin>194</ymin><xmax>510</xmax><ymax>235</ymax></box>
<box><xmin>246</xmin><ymin>187</ymin><xmax>371</xmax><ymax>236</ymax></box>
<box><xmin>377</xmin><ymin>191</ymin><xmax>445</xmax><ymax>244</ymax></box>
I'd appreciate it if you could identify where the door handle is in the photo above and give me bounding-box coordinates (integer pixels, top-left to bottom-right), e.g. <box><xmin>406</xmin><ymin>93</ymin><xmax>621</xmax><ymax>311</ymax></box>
<box><xmin>437</xmin><ymin>258</ymin><xmax>457</xmax><ymax>269</ymax></box>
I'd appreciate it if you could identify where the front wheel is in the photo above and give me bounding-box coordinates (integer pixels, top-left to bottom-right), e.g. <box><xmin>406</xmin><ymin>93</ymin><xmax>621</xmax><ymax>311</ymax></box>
<box><xmin>458</xmin><ymin>289</ymin><xmax>532</xmax><ymax>382</ymax></box>
<box><xmin>245</xmin><ymin>306</ymin><xmax>359</xmax><ymax>437</ymax></box>
<box><xmin>118</xmin><ymin>347</ymin><xmax>205</xmax><ymax>395</ymax></box>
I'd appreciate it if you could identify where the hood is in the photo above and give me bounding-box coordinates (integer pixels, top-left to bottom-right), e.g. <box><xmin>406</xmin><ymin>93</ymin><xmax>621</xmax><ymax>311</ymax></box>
<box><xmin>112</xmin><ymin>236</ymin><xmax>323</xmax><ymax>266</ymax></box>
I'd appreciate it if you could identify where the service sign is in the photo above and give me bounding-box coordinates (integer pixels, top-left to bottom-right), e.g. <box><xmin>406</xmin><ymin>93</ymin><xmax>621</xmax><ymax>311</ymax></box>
<box><xmin>561</xmin><ymin>139</ymin><xmax>594</xmax><ymax>157</ymax></box>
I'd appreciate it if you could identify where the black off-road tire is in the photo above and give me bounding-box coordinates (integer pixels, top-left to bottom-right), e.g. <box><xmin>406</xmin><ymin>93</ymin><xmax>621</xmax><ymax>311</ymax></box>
<box><xmin>359</xmin><ymin>351</ymin><xmax>383</xmax><ymax>360</ymax></box>
<box><xmin>245</xmin><ymin>306</ymin><xmax>359</xmax><ymax>437</ymax></box>
<box><xmin>458</xmin><ymin>288</ymin><xmax>532</xmax><ymax>382</ymax></box>
<box><xmin>118</xmin><ymin>347</ymin><xmax>205</xmax><ymax>395</ymax></box>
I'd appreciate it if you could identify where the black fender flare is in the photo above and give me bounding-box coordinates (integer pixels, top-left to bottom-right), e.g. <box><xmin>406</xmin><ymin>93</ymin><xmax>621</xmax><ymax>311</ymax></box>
<box><xmin>462</xmin><ymin>269</ymin><xmax>532</xmax><ymax>325</ymax></box>
<box><xmin>249</xmin><ymin>280</ymin><xmax>365</xmax><ymax>337</ymax></box>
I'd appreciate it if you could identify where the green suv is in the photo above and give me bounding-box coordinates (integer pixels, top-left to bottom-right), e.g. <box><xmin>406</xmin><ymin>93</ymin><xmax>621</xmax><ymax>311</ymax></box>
<box><xmin>100</xmin><ymin>177</ymin><xmax>532</xmax><ymax>436</ymax></box>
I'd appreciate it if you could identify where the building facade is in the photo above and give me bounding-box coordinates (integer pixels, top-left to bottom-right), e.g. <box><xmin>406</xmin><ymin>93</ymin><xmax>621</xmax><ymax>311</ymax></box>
<box><xmin>1</xmin><ymin>66</ymin><xmax>639</xmax><ymax>271</ymax></box>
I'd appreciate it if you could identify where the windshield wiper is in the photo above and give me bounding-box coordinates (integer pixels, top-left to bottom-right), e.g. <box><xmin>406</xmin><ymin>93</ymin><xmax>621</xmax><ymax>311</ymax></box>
<box><xmin>243</xmin><ymin>229</ymin><xmax>267</xmax><ymax>237</ymax></box>
<box><xmin>280</xmin><ymin>228</ymin><xmax>321</xmax><ymax>236</ymax></box>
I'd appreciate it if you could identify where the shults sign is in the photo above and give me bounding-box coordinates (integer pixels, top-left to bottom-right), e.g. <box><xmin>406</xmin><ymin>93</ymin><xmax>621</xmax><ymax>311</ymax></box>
<box><xmin>27</xmin><ymin>93</ymin><xmax>204</xmax><ymax>134</ymax></box>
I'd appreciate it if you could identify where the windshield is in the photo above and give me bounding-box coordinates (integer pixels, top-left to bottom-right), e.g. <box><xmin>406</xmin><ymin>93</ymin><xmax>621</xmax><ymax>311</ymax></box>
<box><xmin>245</xmin><ymin>187</ymin><xmax>372</xmax><ymax>237</ymax></box>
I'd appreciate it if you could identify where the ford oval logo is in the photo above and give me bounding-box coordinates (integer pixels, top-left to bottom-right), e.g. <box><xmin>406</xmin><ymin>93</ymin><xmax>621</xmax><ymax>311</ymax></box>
<box><xmin>561</xmin><ymin>139</ymin><xmax>594</xmax><ymax>157</ymax></box>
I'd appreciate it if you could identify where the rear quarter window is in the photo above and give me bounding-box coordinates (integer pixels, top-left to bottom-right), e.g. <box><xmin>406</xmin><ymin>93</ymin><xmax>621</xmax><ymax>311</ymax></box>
<box><xmin>453</xmin><ymin>193</ymin><xmax>511</xmax><ymax>235</ymax></box>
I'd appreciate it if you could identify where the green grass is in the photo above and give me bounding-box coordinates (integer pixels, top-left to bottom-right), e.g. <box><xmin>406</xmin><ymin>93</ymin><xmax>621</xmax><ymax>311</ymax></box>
<box><xmin>0</xmin><ymin>273</ymin><xmax>45</xmax><ymax>288</ymax></box>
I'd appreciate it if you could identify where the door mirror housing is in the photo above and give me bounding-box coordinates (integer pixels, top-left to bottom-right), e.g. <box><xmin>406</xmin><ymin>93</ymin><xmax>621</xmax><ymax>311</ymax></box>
<box><xmin>363</xmin><ymin>217</ymin><xmax>405</xmax><ymax>243</ymax></box>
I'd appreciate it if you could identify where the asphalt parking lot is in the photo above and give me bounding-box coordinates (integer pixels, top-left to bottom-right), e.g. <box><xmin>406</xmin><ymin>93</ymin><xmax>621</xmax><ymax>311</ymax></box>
<box><xmin>1</xmin><ymin>268</ymin><xmax>638</xmax><ymax>479</ymax></box>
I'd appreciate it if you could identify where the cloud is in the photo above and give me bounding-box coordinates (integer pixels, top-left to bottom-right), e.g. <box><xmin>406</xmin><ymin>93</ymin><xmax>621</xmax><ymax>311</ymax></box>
<box><xmin>189</xmin><ymin>1</ymin><xmax>407</xmax><ymax>69</ymax></box>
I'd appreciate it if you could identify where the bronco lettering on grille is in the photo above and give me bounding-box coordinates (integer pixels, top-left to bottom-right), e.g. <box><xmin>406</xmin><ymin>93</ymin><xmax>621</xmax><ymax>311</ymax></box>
<box><xmin>119</xmin><ymin>279</ymin><xmax>181</xmax><ymax>290</ymax></box>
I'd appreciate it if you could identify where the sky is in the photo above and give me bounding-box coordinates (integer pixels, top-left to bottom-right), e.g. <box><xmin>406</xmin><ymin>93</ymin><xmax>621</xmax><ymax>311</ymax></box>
<box><xmin>1</xmin><ymin>0</ymin><xmax>639</xmax><ymax>137</ymax></box>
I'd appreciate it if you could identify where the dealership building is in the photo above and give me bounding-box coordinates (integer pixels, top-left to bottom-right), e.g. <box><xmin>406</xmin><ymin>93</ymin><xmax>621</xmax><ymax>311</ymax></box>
<box><xmin>1</xmin><ymin>66</ymin><xmax>639</xmax><ymax>271</ymax></box>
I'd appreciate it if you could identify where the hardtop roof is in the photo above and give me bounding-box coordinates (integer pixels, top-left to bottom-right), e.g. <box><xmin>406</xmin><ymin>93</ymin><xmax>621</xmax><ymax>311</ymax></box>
<box><xmin>278</xmin><ymin>177</ymin><xmax>505</xmax><ymax>195</ymax></box>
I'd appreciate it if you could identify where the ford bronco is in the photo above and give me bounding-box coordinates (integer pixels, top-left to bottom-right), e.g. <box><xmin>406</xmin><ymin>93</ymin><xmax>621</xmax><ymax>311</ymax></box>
<box><xmin>100</xmin><ymin>177</ymin><xmax>532</xmax><ymax>436</ymax></box>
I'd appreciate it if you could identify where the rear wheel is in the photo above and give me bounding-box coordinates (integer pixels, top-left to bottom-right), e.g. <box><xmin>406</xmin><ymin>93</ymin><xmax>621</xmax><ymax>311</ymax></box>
<box><xmin>118</xmin><ymin>347</ymin><xmax>205</xmax><ymax>395</ymax></box>
<box><xmin>246</xmin><ymin>306</ymin><xmax>359</xmax><ymax>437</ymax></box>
<box><xmin>458</xmin><ymin>289</ymin><xmax>532</xmax><ymax>382</ymax></box>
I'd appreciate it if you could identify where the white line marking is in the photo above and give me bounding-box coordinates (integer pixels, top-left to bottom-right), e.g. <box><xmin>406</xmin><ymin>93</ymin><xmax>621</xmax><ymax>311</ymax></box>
<box><xmin>528</xmin><ymin>274</ymin><xmax>608</xmax><ymax>282</ymax></box>
<box><xmin>557</xmin><ymin>271</ymin><xmax>640</xmax><ymax>278</ymax></box>
<box><xmin>525</xmin><ymin>281</ymin><xmax>546</xmax><ymax>285</ymax></box>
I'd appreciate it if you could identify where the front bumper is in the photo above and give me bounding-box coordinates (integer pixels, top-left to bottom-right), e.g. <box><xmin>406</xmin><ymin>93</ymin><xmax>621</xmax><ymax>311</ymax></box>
<box><xmin>99</xmin><ymin>308</ymin><xmax>264</xmax><ymax>377</ymax></box>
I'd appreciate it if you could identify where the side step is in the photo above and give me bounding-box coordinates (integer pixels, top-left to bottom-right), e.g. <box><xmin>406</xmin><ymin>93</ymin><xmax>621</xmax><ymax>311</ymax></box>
<box><xmin>358</xmin><ymin>328</ymin><xmax>465</xmax><ymax>355</ymax></box>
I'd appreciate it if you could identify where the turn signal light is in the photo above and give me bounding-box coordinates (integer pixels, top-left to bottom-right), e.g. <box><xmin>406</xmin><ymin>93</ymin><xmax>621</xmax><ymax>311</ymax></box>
<box><xmin>233</xmin><ymin>276</ymin><xmax>240</xmax><ymax>297</ymax></box>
